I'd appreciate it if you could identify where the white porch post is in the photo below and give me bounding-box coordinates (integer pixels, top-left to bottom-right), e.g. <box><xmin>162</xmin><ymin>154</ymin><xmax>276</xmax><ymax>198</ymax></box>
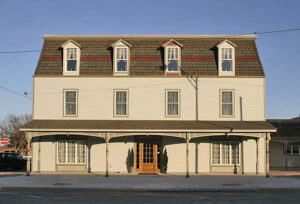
<box><xmin>256</xmin><ymin>138</ymin><xmax>259</xmax><ymax>174</ymax></box>
<box><xmin>38</xmin><ymin>137</ymin><xmax>41</xmax><ymax>173</ymax></box>
<box><xmin>105</xmin><ymin>133</ymin><xmax>110</xmax><ymax>177</ymax></box>
<box><xmin>265</xmin><ymin>133</ymin><xmax>271</xmax><ymax>178</ymax></box>
<box><xmin>25</xmin><ymin>132</ymin><xmax>32</xmax><ymax>176</ymax></box>
<box><xmin>186</xmin><ymin>133</ymin><xmax>190</xmax><ymax>178</ymax></box>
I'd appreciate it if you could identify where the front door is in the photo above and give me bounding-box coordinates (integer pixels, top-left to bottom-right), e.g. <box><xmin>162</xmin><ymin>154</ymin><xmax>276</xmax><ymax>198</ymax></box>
<box><xmin>136</xmin><ymin>139</ymin><xmax>161</xmax><ymax>173</ymax></box>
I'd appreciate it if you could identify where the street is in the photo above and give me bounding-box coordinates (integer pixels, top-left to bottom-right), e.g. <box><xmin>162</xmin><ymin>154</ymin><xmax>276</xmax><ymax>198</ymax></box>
<box><xmin>0</xmin><ymin>189</ymin><xmax>300</xmax><ymax>203</ymax></box>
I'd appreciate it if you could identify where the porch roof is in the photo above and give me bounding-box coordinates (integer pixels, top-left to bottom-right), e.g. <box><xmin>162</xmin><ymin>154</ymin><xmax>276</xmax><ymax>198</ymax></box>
<box><xmin>21</xmin><ymin>120</ymin><xmax>276</xmax><ymax>133</ymax></box>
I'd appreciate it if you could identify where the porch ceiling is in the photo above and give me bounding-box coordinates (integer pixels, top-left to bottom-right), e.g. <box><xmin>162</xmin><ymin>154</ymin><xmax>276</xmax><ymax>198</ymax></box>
<box><xmin>20</xmin><ymin>119</ymin><xmax>276</xmax><ymax>133</ymax></box>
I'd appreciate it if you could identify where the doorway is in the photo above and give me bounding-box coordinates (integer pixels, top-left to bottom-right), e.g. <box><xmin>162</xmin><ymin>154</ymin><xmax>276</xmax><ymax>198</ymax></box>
<box><xmin>135</xmin><ymin>137</ymin><xmax>161</xmax><ymax>173</ymax></box>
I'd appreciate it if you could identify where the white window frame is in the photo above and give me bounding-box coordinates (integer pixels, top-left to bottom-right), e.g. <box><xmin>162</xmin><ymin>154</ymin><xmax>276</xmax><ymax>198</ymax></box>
<box><xmin>114</xmin><ymin>47</ymin><xmax>129</xmax><ymax>74</ymax></box>
<box><xmin>286</xmin><ymin>144</ymin><xmax>300</xmax><ymax>156</ymax></box>
<box><xmin>164</xmin><ymin>46</ymin><xmax>181</xmax><ymax>74</ymax></box>
<box><xmin>62</xmin><ymin>41</ymin><xmax>81</xmax><ymax>76</ymax></box>
<box><xmin>165</xmin><ymin>89</ymin><xmax>180</xmax><ymax>117</ymax></box>
<box><xmin>63</xmin><ymin>89</ymin><xmax>78</xmax><ymax>117</ymax></box>
<box><xmin>220</xmin><ymin>89</ymin><xmax>235</xmax><ymax>118</ymax></box>
<box><xmin>114</xmin><ymin>89</ymin><xmax>129</xmax><ymax>117</ymax></box>
<box><xmin>217</xmin><ymin>41</ymin><xmax>235</xmax><ymax>76</ymax></box>
<box><xmin>211</xmin><ymin>142</ymin><xmax>240</xmax><ymax>165</ymax></box>
<box><xmin>57</xmin><ymin>140</ymin><xmax>86</xmax><ymax>165</ymax></box>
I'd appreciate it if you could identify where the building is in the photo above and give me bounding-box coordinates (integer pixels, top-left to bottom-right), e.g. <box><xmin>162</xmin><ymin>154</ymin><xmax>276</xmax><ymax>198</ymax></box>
<box><xmin>20</xmin><ymin>35</ymin><xmax>276</xmax><ymax>176</ymax></box>
<box><xmin>268</xmin><ymin>117</ymin><xmax>300</xmax><ymax>169</ymax></box>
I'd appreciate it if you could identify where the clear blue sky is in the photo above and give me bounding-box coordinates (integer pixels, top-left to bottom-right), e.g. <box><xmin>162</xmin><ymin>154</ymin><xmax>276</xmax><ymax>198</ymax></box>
<box><xmin>0</xmin><ymin>0</ymin><xmax>299</xmax><ymax>119</ymax></box>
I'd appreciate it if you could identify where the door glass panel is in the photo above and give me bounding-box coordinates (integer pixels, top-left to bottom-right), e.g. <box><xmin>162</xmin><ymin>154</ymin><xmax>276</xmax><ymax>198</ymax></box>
<box><xmin>143</xmin><ymin>143</ymin><xmax>153</xmax><ymax>163</ymax></box>
<box><xmin>136</xmin><ymin>143</ymin><xmax>140</xmax><ymax>169</ymax></box>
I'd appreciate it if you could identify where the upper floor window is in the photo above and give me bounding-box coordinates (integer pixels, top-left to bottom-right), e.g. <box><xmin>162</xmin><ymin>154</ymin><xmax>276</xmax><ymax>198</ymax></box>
<box><xmin>163</xmin><ymin>39</ymin><xmax>183</xmax><ymax>75</ymax></box>
<box><xmin>221</xmin><ymin>48</ymin><xmax>233</xmax><ymax>71</ymax></box>
<box><xmin>167</xmin><ymin>47</ymin><xmax>179</xmax><ymax>72</ymax></box>
<box><xmin>67</xmin><ymin>48</ymin><xmax>77</xmax><ymax>71</ymax></box>
<box><xmin>114</xmin><ymin>90</ymin><xmax>128</xmax><ymax>116</ymax></box>
<box><xmin>217</xmin><ymin>40</ymin><xmax>236</xmax><ymax>76</ymax></box>
<box><xmin>116</xmin><ymin>47</ymin><xmax>128</xmax><ymax>72</ymax></box>
<box><xmin>166</xmin><ymin>90</ymin><xmax>180</xmax><ymax>117</ymax></box>
<box><xmin>220</xmin><ymin>90</ymin><xmax>234</xmax><ymax>117</ymax></box>
<box><xmin>61</xmin><ymin>40</ymin><xmax>81</xmax><ymax>76</ymax></box>
<box><xmin>64</xmin><ymin>90</ymin><xmax>78</xmax><ymax>116</ymax></box>
<box><xmin>112</xmin><ymin>39</ymin><xmax>132</xmax><ymax>76</ymax></box>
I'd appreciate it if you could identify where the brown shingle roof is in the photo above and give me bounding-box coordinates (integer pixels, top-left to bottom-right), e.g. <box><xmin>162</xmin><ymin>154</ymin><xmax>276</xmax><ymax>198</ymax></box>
<box><xmin>34</xmin><ymin>35</ymin><xmax>265</xmax><ymax>77</ymax></box>
<box><xmin>21</xmin><ymin>120</ymin><xmax>275</xmax><ymax>132</ymax></box>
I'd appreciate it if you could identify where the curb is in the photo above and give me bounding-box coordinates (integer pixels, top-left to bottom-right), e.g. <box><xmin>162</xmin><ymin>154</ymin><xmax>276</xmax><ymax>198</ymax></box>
<box><xmin>1</xmin><ymin>186</ymin><xmax>300</xmax><ymax>193</ymax></box>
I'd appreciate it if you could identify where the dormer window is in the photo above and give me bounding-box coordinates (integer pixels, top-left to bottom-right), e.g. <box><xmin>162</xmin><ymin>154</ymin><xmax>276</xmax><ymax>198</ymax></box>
<box><xmin>163</xmin><ymin>39</ymin><xmax>183</xmax><ymax>75</ymax></box>
<box><xmin>61</xmin><ymin>40</ymin><xmax>81</xmax><ymax>76</ymax></box>
<box><xmin>116</xmin><ymin>47</ymin><xmax>128</xmax><ymax>72</ymax></box>
<box><xmin>67</xmin><ymin>48</ymin><xmax>77</xmax><ymax>71</ymax></box>
<box><xmin>221</xmin><ymin>48</ymin><xmax>232</xmax><ymax>71</ymax></box>
<box><xmin>111</xmin><ymin>39</ymin><xmax>132</xmax><ymax>76</ymax></box>
<box><xmin>167</xmin><ymin>47</ymin><xmax>179</xmax><ymax>72</ymax></box>
<box><xmin>217</xmin><ymin>40</ymin><xmax>236</xmax><ymax>76</ymax></box>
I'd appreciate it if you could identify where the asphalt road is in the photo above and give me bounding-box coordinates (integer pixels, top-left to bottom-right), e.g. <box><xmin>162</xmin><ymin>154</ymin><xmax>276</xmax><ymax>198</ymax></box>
<box><xmin>0</xmin><ymin>189</ymin><xmax>300</xmax><ymax>203</ymax></box>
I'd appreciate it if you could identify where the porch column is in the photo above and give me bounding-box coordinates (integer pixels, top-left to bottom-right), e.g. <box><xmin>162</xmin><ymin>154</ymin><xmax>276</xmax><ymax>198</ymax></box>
<box><xmin>25</xmin><ymin>132</ymin><xmax>32</xmax><ymax>176</ymax></box>
<box><xmin>186</xmin><ymin>133</ymin><xmax>190</xmax><ymax>178</ymax></box>
<box><xmin>105</xmin><ymin>133</ymin><xmax>110</xmax><ymax>177</ymax></box>
<box><xmin>38</xmin><ymin>137</ymin><xmax>41</xmax><ymax>173</ymax></box>
<box><xmin>256</xmin><ymin>138</ymin><xmax>259</xmax><ymax>174</ymax></box>
<box><xmin>265</xmin><ymin>133</ymin><xmax>271</xmax><ymax>178</ymax></box>
<box><xmin>284</xmin><ymin>142</ymin><xmax>288</xmax><ymax>169</ymax></box>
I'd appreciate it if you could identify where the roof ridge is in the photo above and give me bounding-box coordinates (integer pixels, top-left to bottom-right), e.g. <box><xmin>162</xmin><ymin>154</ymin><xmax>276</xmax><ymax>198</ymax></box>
<box><xmin>43</xmin><ymin>34</ymin><xmax>257</xmax><ymax>39</ymax></box>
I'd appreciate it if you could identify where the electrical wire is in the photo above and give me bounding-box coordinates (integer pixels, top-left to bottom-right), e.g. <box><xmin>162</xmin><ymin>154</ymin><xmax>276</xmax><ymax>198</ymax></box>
<box><xmin>0</xmin><ymin>86</ymin><xmax>32</xmax><ymax>100</ymax></box>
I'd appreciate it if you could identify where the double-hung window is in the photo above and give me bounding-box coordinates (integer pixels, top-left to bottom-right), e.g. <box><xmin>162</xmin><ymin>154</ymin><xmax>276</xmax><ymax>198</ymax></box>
<box><xmin>116</xmin><ymin>47</ymin><xmax>128</xmax><ymax>72</ymax></box>
<box><xmin>221</xmin><ymin>48</ymin><xmax>233</xmax><ymax>71</ymax></box>
<box><xmin>57</xmin><ymin>140</ymin><xmax>86</xmax><ymax>164</ymax></box>
<box><xmin>166</xmin><ymin>90</ymin><xmax>180</xmax><ymax>116</ymax></box>
<box><xmin>67</xmin><ymin>48</ymin><xmax>77</xmax><ymax>71</ymax></box>
<box><xmin>286</xmin><ymin>144</ymin><xmax>300</xmax><ymax>155</ymax></box>
<box><xmin>220</xmin><ymin>90</ymin><xmax>234</xmax><ymax>117</ymax></box>
<box><xmin>167</xmin><ymin>47</ymin><xmax>179</xmax><ymax>72</ymax></box>
<box><xmin>212</xmin><ymin>142</ymin><xmax>240</xmax><ymax>165</ymax></box>
<box><xmin>64</xmin><ymin>90</ymin><xmax>77</xmax><ymax>116</ymax></box>
<box><xmin>115</xmin><ymin>90</ymin><xmax>128</xmax><ymax>116</ymax></box>
<box><xmin>217</xmin><ymin>40</ymin><xmax>236</xmax><ymax>76</ymax></box>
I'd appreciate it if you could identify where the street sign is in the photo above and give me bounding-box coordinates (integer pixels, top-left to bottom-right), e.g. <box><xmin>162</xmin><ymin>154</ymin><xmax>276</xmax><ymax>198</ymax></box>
<box><xmin>1</xmin><ymin>138</ymin><xmax>9</xmax><ymax>144</ymax></box>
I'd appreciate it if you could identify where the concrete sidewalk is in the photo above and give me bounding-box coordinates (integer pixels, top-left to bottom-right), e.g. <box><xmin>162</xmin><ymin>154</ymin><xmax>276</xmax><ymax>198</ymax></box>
<box><xmin>1</xmin><ymin>173</ymin><xmax>300</xmax><ymax>192</ymax></box>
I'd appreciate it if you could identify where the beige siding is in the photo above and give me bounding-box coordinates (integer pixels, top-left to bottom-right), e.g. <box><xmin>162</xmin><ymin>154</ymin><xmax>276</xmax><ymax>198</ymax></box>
<box><xmin>33</xmin><ymin>77</ymin><xmax>265</xmax><ymax>121</ymax></box>
<box><xmin>40</xmin><ymin>136</ymin><xmax>56</xmax><ymax>171</ymax></box>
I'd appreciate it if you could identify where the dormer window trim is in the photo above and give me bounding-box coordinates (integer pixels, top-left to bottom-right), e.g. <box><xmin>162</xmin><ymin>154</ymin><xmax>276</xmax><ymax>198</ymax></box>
<box><xmin>61</xmin><ymin>40</ymin><xmax>81</xmax><ymax>76</ymax></box>
<box><xmin>163</xmin><ymin>39</ymin><xmax>183</xmax><ymax>75</ymax></box>
<box><xmin>111</xmin><ymin>39</ymin><xmax>132</xmax><ymax>76</ymax></box>
<box><xmin>217</xmin><ymin>40</ymin><xmax>236</xmax><ymax>76</ymax></box>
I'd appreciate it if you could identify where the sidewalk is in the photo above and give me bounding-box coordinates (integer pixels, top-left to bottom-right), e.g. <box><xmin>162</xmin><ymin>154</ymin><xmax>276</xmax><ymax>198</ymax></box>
<box><xmin>1</xmin><ymin>173</ymin><xmax>300</xmax><ymax>192</ymax></box>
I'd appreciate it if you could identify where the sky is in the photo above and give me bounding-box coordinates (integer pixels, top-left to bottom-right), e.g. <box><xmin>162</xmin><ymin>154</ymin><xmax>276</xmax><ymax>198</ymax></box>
<box><xmin>0</xmin><ymin>0</ymin><xmax>299</xmax><ymax>120</ymax></box>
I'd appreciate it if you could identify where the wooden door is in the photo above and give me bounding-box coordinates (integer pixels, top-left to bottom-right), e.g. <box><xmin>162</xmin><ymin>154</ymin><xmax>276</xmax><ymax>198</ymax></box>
<box><xmin>137</xmin><ymin>142</ymin><xmax>159</xmax><ymax>173</ymax></box>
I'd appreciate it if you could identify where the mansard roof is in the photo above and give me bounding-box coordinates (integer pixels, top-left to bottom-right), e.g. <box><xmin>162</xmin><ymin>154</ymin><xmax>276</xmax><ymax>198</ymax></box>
<box><xmin>34</xmin><ymin>34</ymin><xmax>265</xmax><ymax>77</ymax></box>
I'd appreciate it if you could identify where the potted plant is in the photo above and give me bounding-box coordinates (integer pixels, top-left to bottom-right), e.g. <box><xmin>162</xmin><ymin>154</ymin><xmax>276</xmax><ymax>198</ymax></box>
<box><xmin>161</xmin><ymin>148</ymin><xmax>168</xmax><ymax>174</ymax></box>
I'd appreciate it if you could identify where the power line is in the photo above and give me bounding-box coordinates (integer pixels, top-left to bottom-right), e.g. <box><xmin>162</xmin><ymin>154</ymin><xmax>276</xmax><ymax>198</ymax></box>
<box><xmin>0</xmin><ymin>50</ymin><xmax>41</xmax><ymax>54</ymax></box>
<box><xmin>252</xmin><ymin>28</ymin><xmax>300</xmax><ymax>35</ymax></box>
<box><xmin>0</xmin><ymin>86</ymin><xmax>32</xmax><ymax>100</ymax></box>
<box><xmin>0</xmin><ymin>28</ymin><xmax>299</xmax><ymax>55</ymax></box>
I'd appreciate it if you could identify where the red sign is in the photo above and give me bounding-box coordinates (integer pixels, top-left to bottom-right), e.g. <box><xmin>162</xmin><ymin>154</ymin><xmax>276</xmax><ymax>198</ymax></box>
<box><xmin>1</xmin><ymin>138</ymin><xmax>9</xmax><ymax>144</ymax></box>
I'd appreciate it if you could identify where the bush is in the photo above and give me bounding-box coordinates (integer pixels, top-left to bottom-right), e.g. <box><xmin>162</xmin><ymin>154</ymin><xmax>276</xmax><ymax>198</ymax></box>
<box><xmin>161</xmin><ymin>148</ymin><xmax>168</xmax><ymax>173</ymax></box>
